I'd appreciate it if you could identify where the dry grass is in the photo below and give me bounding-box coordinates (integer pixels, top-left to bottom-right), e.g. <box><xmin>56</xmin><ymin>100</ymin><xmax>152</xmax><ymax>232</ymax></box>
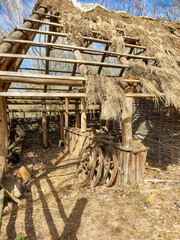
<box><xmin>40</xmin><ymin>0</ymin><xmax>180</xmax><ymax>111</ymax></box>
<box><xmin>1</xmin><ymin>144</ymin><xmax>180</xmax><ymax>240</ymax></box>
<box><xmin>86</xmin><ymin>75</ymin><xmax>125</xmax><ymax>119</ymax></box>
<box><xmin>128</xmin><ymin>62</ymin><xmax>180</xmax><ymax>109</ymax></box>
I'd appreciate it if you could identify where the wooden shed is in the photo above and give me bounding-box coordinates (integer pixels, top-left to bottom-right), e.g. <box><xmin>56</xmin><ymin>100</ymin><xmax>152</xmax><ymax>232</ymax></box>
<box><xmin>0</xmin><ymin>0</ymin><xmax>179</xmax><ymax>190</ymax></box>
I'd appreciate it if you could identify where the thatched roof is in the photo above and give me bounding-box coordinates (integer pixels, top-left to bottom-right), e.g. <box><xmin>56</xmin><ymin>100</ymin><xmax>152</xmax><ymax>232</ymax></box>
<box><xmin>0</xmin><ymin>0</ymin><xmax>179</xmax><ymax>119</ymax></box>
<box><xmin>38</xmin><ymin>0</ymin><xmax>180</xmax><ymax>112</ymax></box>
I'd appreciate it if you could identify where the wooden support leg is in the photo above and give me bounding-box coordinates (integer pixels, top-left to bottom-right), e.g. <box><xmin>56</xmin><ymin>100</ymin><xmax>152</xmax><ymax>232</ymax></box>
<box><xmin>42</xmin><ymin>100</ymin><xmax>48</xmax><ymax>148</ymax></box>
<box><xmin>65</xmin><ymin>98</ymin><xmax>69</xmax><ymax>128</ymax></box>
<box><xmin>99</xmin><ymin>104</ymin><xmax>102</xmax><ymax>129</ymax></box>
<box><xmin>75</xmin><ymin>99</ymin><xmax>80</xmax><ymax>128</ymax></box>
<box><xmin>0</xmin><ymin>96</ymin><xmax>8</xmax><ymax>170</ymax></box>
<box><xmin>106</xmin><ymin>120</ymin><xmax>110</xmax><ymax>131</ymax></box>
<box><xmin>121</xmin><ymin>87</ymin><xmax>133</xmax><ymax>148</ymax></box>
<box><xmin>59</xmin><ymin>100</ymin><xmax>64</xmax><ymax>140</ymax></box>
<box><xmin>81</xmin><ymin>97</ymin><xmax>87</xmax><ymax>132</ymax></box>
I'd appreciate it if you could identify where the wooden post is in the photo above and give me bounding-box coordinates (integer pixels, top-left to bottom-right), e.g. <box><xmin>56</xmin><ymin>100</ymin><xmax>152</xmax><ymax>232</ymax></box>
<box><xmin>69</xmin><ymin>42</ymin><xmax>88</xmax><ymax>76</ymax></box>
<box><xmin>0</xmin><ymin>95</ymin><xmax>8</xmax><ymax>170</ymax></box>
<box><xmin>42</xmin><ymin>100</ymin><xmax>48</xmax><ymax>148</ymax></box>
<box><xmin>121</xmin><ymin>86</ymin><xmax>133</xmax><ymax>148</ymax></box>
<box><xmin>60</xmin><ymin>100</ymin><xmax>64</xmax><ymax>140</ymax></box>
<box><xmin>99</xmin><ymin>104</ymin><xmax>103</xmax><ymax>129</ymax></box>
<box><xmin>75</xmin><ymin>99</ymin><xmax>80</xmax><ymax>128</ymax></box>
<box><xmin>106</xmin><ymin>120</ymin><xmax>110</xmax><ymax>131</ymax></box>
<box><xmin>65</xmin><ymin>98</ymin><xmax>69</xmax><ymax>127</ymax></box>
<box><xmin>81</xmin><ymin>97</ymin><xmax>87</xmax><ymax>132</ymax></box>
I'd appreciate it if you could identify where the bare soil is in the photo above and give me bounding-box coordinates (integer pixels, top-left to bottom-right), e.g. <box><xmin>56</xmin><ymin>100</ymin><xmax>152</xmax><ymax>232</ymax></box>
<box><xmin>1</xmin><ymin>143</ymin><xmax>180</xmax><ymax>240</ymax></box>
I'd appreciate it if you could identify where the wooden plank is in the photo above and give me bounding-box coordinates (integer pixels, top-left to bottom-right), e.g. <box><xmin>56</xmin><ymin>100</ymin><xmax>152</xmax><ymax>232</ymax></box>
<box><xmin>3</xmin><ymin>39</ymin><xmax>152</xmax><ymax>60</ymax></box>
<box><xmin>0</xmin><ymin>53</ymin><xmax>129</xmax><ymax>68</ymax></box>
<box><xmin>0</xmin><ymin>92</ymin><xmax>86</xmax><ymax>98</ymax></box>
<box><xmin>24</xmin><ymin>18</ymin><xmax>63</xmax><ymax>28</ymax></box>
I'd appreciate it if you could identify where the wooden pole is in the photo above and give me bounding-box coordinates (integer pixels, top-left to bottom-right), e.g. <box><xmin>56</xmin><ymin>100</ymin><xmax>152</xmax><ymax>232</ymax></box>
<box><xmin>42</xmin><ymin>100</ymin><xmax>48</xmax><ymax>148</ymax></box>
<box><xmin>0</xmin><ymin>95</ymin><xmax>8</xmax><ymax>170</ymax></box>
<box><xmin>75</xmin><ymin>99</ymin><xmax>80</xmax><ymax>128</ymax></box>
<box><xmin>60</xmin><ymin>100</ymin><xmax>64</xmax><ymax>140</ymax></box>
<box><xmin>121</xmin><ymin>86</ymin><xmax>133</xmax><ymax>148</ymax></box>
<box><xmin>106</xmin><ymin>120</ymin><xmax>110</xmax><ymax>131</ymax></box>
<box><xmin>99</xmin><ymin>104</ymin><xmax>103</xmax><ymax>129</ymax></box>
<box><xmin>65</xmin><ymin>98</ymin><xmax>69</xmax><ymax>127</ymax></box>
<box><xmin>81</xmin><ymin>97</ymin><xmax>87</xmax><ymax>132</ymax></box>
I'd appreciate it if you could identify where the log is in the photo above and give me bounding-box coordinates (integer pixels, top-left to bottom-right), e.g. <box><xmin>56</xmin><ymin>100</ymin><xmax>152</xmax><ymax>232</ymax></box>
<box><xmin>121</xmin><ymin>87</ymin><xmax>133</xmax><ymax>148</ymax></box>
<box><xmin>0</xmin><ymin>7</ymin><xmax>47</xmax><ymax>55</ymax></box>
<box><xmin>69</xmin><ymin>42</ymin><xmax>88</xmax><ymax>76</ymax></box>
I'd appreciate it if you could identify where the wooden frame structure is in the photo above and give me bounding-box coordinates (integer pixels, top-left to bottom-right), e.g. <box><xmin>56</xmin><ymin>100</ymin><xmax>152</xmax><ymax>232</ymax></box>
<box><xmin>0</xmin><ymin>2</ymin><xmax>158</xmax><ymax>185</ymax></box>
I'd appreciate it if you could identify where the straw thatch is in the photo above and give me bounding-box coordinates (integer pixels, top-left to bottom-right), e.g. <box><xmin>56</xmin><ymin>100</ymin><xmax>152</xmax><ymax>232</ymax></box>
<box><xmin>86</xmin><ymin>75</ymin><xmax>125</xmax><ymax>119</ymax></box>
<box><xmin>39</xmin><ymin>0</ymin><xmax>180</xmax><ymax>114</ymax></box>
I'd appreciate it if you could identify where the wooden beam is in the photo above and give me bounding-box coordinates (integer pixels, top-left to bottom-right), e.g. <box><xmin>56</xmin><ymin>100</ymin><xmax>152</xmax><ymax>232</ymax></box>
<box><xmin>8</xmin><ymin>109</ymin><xmax>80</xmax><ymax>113</ymax></box>
<box><xmin>32</xmin><ymin>11</ymin><xmax>61</xmax><ymax>19</ymax></box>
<box><xmin>0</xmin><ymin>53</ymin><xmax>129</xmax><ymax>68</ymax></box>
<box><xmin>12</xmin><ymin>28</ymin><xmax>146</xmax><ymax>49</ymax></box>
<box><xmin>97</xmin><ymin>44</ymin><xmax>109</xmax><ymax>75</ymax></box>
<box><xmin>0</xmin><ymin>71</ymin><xmax>84</xmax><ymax>80</ymax></box>
<box><xmin>0</xmin><ymin>92</ymin><xmax>86</xmax><ymax>98</ymax></box>
<box><xmin>24</xmin><ymin>18</ymin><xmax>63</xmax><ymax>28</ymax></box>
<box><xmin>65</xmin><ymin>98</ymin><xmax>69</xmax><ymax>127</ymax></box>
<box><xmin>3</xmin><ymin>39</ymin><xmax>152</xmax><ymax>60</ymax></box>
<box><xmin>81</xmin><ymin>97</ymin><xmax>87</xmax><ymax>132</ymax></box>
<box><xmin>18</xmin><ymin>67</ymin><xmax>80</xmax><ymax>75</ymax></box>
<box><xmin>0</xmin><ymin>71</ymin><xmax>84</xmax><ymax>86</ymax></box>
<box><xmin>4</xmin><ymin>92</ymin><xmax>153</xmax><ymax>98</ymax></box>
<box><xmin>0</xmin><ymin>7</ymin><xmax>47</xmax><ymax>55</ymax></box>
